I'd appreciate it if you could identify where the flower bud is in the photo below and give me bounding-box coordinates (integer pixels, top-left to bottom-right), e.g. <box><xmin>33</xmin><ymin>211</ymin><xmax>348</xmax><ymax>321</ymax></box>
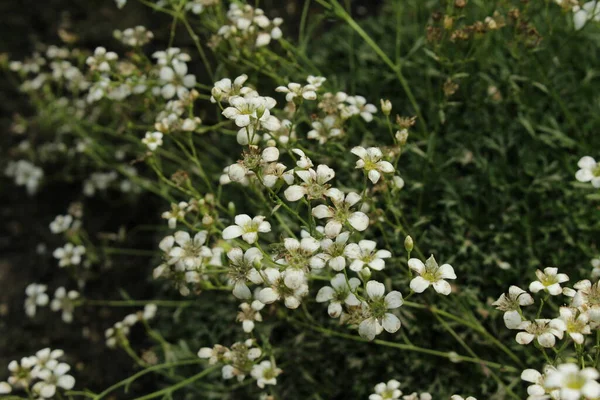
<box><xmin>380</xmin><ymin>99</ymin><xmax>392</xmax><ymax>116</ymax></box>
<box><xmin>393</xmin><ymin>176</ymin><xmax>405</xmax><ymax>190</ymax></box>
<box><xmin>404</xmin><ymin>235</ymin><xmax>414</xmax><ymax>252</ymax></box>
<box><xmin>395</xmin><ymin>129</ymin><xmax>409</xmax><ymax>146</ymax></box>
<box><xmin>211</xmin><ymin>86</ymin><xmax>222</xmax><ymax>101</ymax></box>
<box><xmin>359</xmin><ymin>268</ymin><xmax>371</xmax><ymax>281</ymax></box>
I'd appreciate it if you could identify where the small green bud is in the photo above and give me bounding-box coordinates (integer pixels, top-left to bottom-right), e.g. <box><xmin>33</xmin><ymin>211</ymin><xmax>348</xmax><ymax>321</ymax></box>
<box><xmin>380</xmin><ymin>99</ymin><xmax>392</xmax><ymax>116</ymax></box>
<box><xmin>404</xmin><ymin>235</ymin><xmax>414</xmax><ymax>252</ymax></box>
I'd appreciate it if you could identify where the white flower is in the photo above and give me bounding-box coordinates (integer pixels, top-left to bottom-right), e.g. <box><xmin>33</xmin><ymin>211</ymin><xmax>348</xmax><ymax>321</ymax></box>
<box><xmin>276</xmin><ymin>82</ymin><xmax>318</xmax><ymax>102</ymax></box>
<box><xmin>450</xmin><ymin>396</ymin><xmax>477</xmax><ymax>400</ymax></box>
<box><xmin>7</xmin><ymin>356</ymin><xmax>37</xmax><ymax>389</ymax></box>
<box><xmin>257</xmin><ymin>267</ymin><xmax>308</xmax><ymax>309</ymax></box>
<box><xmin>351</xmin><ymin>146</ymin><xmax>394</xmax><ymax>184</ymax></box>
<box><xmin>25</xmin><ymin>283</ymin><xmax>49</xmax><ymax>317</ymax></box>
<box><xmin>49</xmin><ymin>215</ymin><xmax>73</xmax><ymax>234</ymax></box>
<box><xmin>210</xmin><ymin>74</ymin><xmax>250</xmax><ymax>103</ymax></box>
<box><xmin>277</xmin><ymin>237</ymin><xmax>322</xmax><ymax>288</ymax></box>
<box><xmin>32</xmin><ymin>361</ymin><xmax>75</xmax><ymax>398</ymax></box>
<box><xmin>226</xmin><ymin>247</ymin><xmax>264</xmax><ymax>299</ymax></box>
<box><xmin>408</xmin><ymin>255</ymin><xmax>456</xmax><ymax>295</ymax></box>
<box><xmin>53</xmin><ymin>243</ymin><xmax>86</xmax><ymax>267</ymax></box>
<box><xmin>163</xmin><ymin>231</ymin><xmax>212</xmax><ymax>269</ymax></box>
<box><xmin>142</xmin><ymin>131</ymin><xmax>163</xmax><ymax>151</ymax></box>
<box><xmin>5</xmin><ymin>160</ymin><xmax>44</xmax><ymax>194</ymax></box>
<box><xmin>115</xmin><ymin>0</ymin><xmax>127</xmax><ymax>8</ymax></box>
<box><xmin>369</xmin><ymin>379</ymin><xmax>402</xmax><ymax>400</ymax></box>
<box><xmin>251</xmin><ymin>361</ymin><xmax>282</xmax><ymax>389</ymax></box>
<box><xmin>516</xmin><ymin>319</ymin><xmax>565</xmax><ymax>348</ymax></box>
<box><xmin>529</xmin><ymin>267</ymin><xmax>569</xmax><ymax>296</ymax></box>
<box><xmin>557</xmin><ymin>307</ymin><xmax>591</xmax><ymax>344</ymax></box>
<box><xmin>222</xmin><ymin>96</ymin><xmax>278</xmax><ymax>128</ymax></box>
<box><xmin>358</xmin><ymin>281</ymin><xmax>403</xmax><ymax>340</ymax></box>
<box><xmin>312</xmin><ymin>188</ymin><xmax>369</xmax><ymax>237</ymax></box>
<box><xmin>545</xmin><ymin>363</ymin><xmax>600</xmax><ymax>400</ymax></box>
<box><xmin>307</xmin><ymin>115</ymin><xmax>343</xmax><ymax>144</ymax></box>
<box><xmin>575</xmin><ymin>156</ymin><xmax>600</xmax><ymax>187</ymax></box>
<box><xmin>236</xmin><ymin>300</ymin><xmax>264</xmax><ymax>332</ymax></box>
<box><xmin>0</xmin><ymin>382</ymin><xmax>10</xmax><ymax>394</ymax></box>
<box><xmin>161</xmin><ymin>202</ymin><xmax>188</xmax><ymax>229</ymax></box>
<box><xmin>491</xmin><ymin>286</ymin><xmax>534</xmax><ymax>329</ymax></box>
<box><xmin>316</xmin><ymin>273</ymin><xmax>361</xmax><ymax>318</ymax></box>
<box><xmin>346</xmin><ymin>95</ymin><xmax>377</xmax><ymax>122</ymax></box>
<box><xmin>315</xmin><ymin>231</ymin><xmax>350</xmax><ymax>271</ymax></box>
<box><xmin>344</xmin><ymin>240</ymin><xmax>391</xmax><ymax>273</ymax></box>
<box><xmin>573</xmin><ymin>2</ymin><xmax>600</xmax><ymax>30</ymax></box>
<box><xmin>284</xmin><ymin>165</ymin><xmax>335</xmax><ymax>202</ymax></box>
<box><xmin>521</xmin><ymin>366</ymin><xmax>558</xmax><ymax>399</ymax></box>
<box><xmin>157</xmin><ymin>59</ymin><xmax>196</xmax><ymax>99</ymax></box>
<box><xmin>86</xmin><ymin>47</ymin><xmax>118</xmax><ymax>72</ymax></box>
<box><xmin>307</xmin><ymin>75</ymin><xmax>326</xmax><ymax>87</ymax></box>
<box><xmin>223</xmin><ymin>214</ymin><xmax>271</xmax><ymax>244</ymax></box>
<box><xmin>50</xmin><ymin>287</ymin><xmax>80</xmax><ymax>323</ymax></box>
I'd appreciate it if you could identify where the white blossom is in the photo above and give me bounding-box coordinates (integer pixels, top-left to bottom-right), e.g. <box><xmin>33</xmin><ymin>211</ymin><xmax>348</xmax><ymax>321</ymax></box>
<box><xmin>369</xmin><ymin>379</ymin><xmax>402</xmax><ymax>400</ymax></box>
<box><xmin>312</xmin><ymin>188</ymin><xmax>369</xmax><ymax>237</ymax></box>
<box><xmin>223</xmin><ymin>214</ymin><xmax>271</xmax><ymax>244</ymax></box>
<box><xmin>358</xmin><ymin>280</ymin><xmax>403</xmax><ymax>340</ymax></box>
<box><xmin>516</xmin><ymin>319</ymin><xmax>565</xmax><ymax>348</ymax></box>
<box><xmin>50</xmin><ymin>287</ymin><xmax>80</xmax><ymax>323</ymax></box>
<box><xmin>408</xmin><ymin>255</ymin><xmax>456</xmax><ymax>295</ymax></box>
<box><xmin>316</xmin><ymin>273</ymin><xmax>361</xmax><ymax>318</ymax></box>
<box><xmin>25</xmin><ymin>283</ymin><xmax>49</xmax><ymax>317</ymax></box>
<box><xmin>529</xmin><ymin>267</ymin><xmax>569</xmax><ymax>296</ymax></box>
<box><xmin>492</xmin><ymin>286</ymin><xmax>534</xmax><ymax>329</ymax></box>
<box><xmin>344</xmin><ymin>240</ymin><xmax>391</xmax><ymax>273</ymax></box>
<box><xmin>284</xmin><ymin>165</ymin><xmax>335</xmax><ymax>201</ymax></box>
<box><xmin>351</xmin><ymin>146</ymin><xmax>394</xmax><ymax>184</ymax></box>
<box><xmin>251</xmin><ymin>361</ymin><xmax>282</xmax><ymax>388</ymax></box>
<box><xmin>544</xmin><ymin>363</ymin><xmax>600</xmax><ymax>400</ymax></box>
<box><xmin>53</xmin><ymin>243</ymin><xmax>86</xmax><ymax>267</ymax></box>
<box><xmin>142</xmin><ymin>131</ymin><xmax>163</xmax><ymax>151</ymax></box>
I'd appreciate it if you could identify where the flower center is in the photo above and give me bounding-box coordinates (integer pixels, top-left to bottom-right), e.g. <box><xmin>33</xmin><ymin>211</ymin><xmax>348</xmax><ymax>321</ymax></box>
<box><xmin>565</xmin><ymin>373</ymin><xmax>586</xmax><ymax>390</ymax></box>
<box><xmin>593</xmin><ymin>163</ymin><xmax>600</xmax><ymax>177</ymax></box>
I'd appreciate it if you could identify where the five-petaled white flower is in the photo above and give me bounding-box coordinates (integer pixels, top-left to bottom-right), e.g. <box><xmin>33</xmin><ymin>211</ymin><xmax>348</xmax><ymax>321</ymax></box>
<box><xmin>53</xmin><ymin>243</ymin><xmax>86</xmax><ymax>267</ymax></box>
<box><xmin>257</xmin><ymin>267</ymin><xmax>308</xmax><ymax>309</ymax></box>
<box><xmin>358</xmin><ymin>280</ymin><xmax>403</xmax><ymax>340</ymax></box>
<box><xmin>157</xmin><ymin>60</ymin><xmax>196</xmax><ymax>99</ymax></box>
<box><xmin>161</xmin><ymin>231</ymin><xmax>212</xmax><ymax>269</ymax></box>
<box><xmin>557</xmin><ymin>307</ymin><xmax>591</xmax><ymax>344</ymax></box>
<box><xmin>222</xmin><ymin>96</ymin><xmax>279</xmax><ymax>131</ymax></box>
<box><xmin>408</xmin><ymin>255</ymin><xmax>456</xmax><ymax>295</ymax></box>
<box><xmin>251</xmin><ymin>360</ymin><xmax>282</xmax><ymax>389</ymax></box>
<box><xmin>529</xmin><ymin>267</ymin><xmax>569</xmax><ymax>296</ymax></box>
<box><xmin>32</xmin><ymin>361</ymin><xmax>76</xmax><ymax>398</ymax></box>
<box><xmin>516</xmin><ymin>318</ymin><xmax>565</xmax><ymax>348</ymax></box>
<box><xmin>284</xmin><ymin>165</ymin><xmax>335</xmax><ymax>202</ymax></box>
<box><xmin>25</xmin><ymin>283</ymin><xmax>49</xmax><ymax>317</ymax></box>
<box><xmin>369</xmin><ymin>379</ymin><xmax>402</xmax><ymax>400</ymax></box>
<box><xmin>222</xmin><ymin>214</ymin><xmax>271</xmax><ymax>244</ymax></box>
<box><xmin>312</xmin><ymin>188</ymin><xmax>369</xmax><ymax>237</ymax></box>
<box><xmin>142</xmin><ymin>131</ymin><xmax>163</xmax><ymax>151</ymax></box>
<box><xmin>226</xmin><ymin>247</ymin><xmax>264</xmax><ymax>299</ymax></box>
<box><xmin>491</xmin><ymin>285</ymin><xmax>534</xmax><ymax>329</ymax></box>
<box><xmin>50</xmin><ymin>287</ymin><xmax>80</xmax><ymax>323</ymax></box>
<box><xmin>276</xmin><ymin>82</ymin><xmax>318</xmax><ymax>102</ymax></box>
<box><xmin>544</xmin><ymin>363</ymin><xmax>600</xmax><ymax>400</ymax></box>
<box><xmin>316</xmin><ymin>273</ymin><xmax>361</xmax><ymax>318</ymax></box>
<box><xmin>236</xmin><ymin>300</ymin><xmax>265</xmax><ymax>332</ymax></box>
<box><xmin>344</xmin><ymin>240</ymin><xmax>391</xmax><ymax>273</ymax></box>
<box><xmin>351</xmin><ymin>146</ymin><xmax>395</xmax><ymax>184</ymax></box>
<box><xmin>575</xmin><ymin>156</ymin><xmax>600</xmax><ymax>188</ymax></box>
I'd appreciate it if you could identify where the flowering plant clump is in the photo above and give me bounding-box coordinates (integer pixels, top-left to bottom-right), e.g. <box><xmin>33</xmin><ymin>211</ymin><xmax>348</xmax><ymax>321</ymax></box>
<box><xmin>2</xmin><ymin>0</ymin><xmax>600</xmax><ymax>398</ymax></box>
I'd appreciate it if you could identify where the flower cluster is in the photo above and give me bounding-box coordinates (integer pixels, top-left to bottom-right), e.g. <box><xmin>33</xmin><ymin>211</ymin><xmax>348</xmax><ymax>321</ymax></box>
<box><xmin>0</xmin><ymin>348</ymin><xmax>75</xmax><ymax>398</ymax></box>
<box><xmin>105</xmin><ymin>304</ymin><xmax>157</xmax><ymax>348</ymax></box>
